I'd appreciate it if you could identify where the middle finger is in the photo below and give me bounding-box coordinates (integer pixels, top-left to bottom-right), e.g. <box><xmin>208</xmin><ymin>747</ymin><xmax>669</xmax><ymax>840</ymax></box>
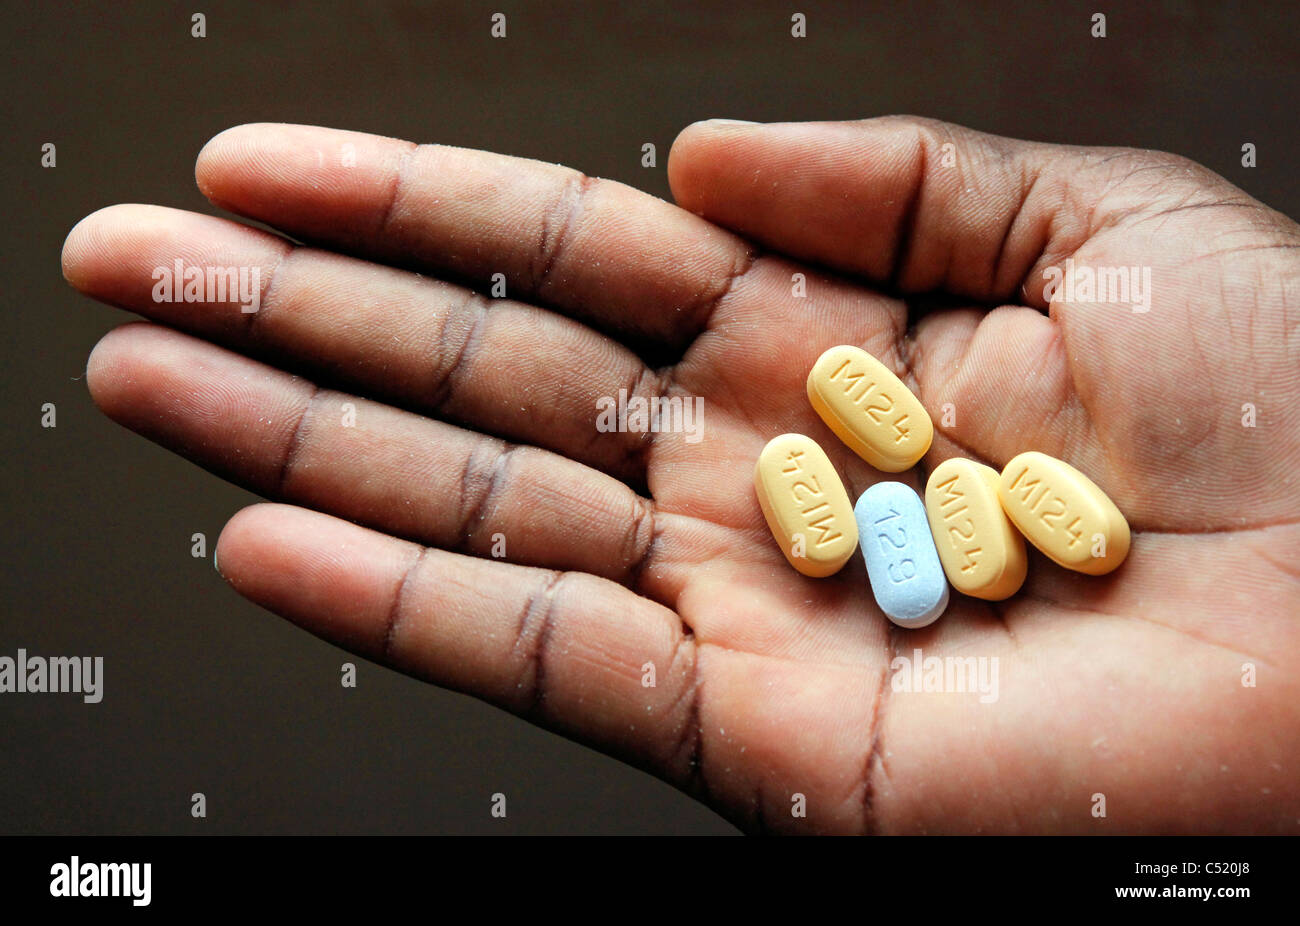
<box><xmin>62</xmin><ymin>204</ymin><xmax>669</xmax><ymax>485</ymax></box>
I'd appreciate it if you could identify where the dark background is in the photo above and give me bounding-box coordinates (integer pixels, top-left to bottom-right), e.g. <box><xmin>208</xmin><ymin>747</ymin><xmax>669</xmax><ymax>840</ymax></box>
<box><xmin>3</xmin><ymin>0</ymin><xmax>1297</xmax><ymax>834</ymax></box>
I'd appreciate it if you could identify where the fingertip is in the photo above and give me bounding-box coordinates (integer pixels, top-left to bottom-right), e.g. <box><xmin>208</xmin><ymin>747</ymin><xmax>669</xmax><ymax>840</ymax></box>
<box><xmin>668</xmin><ymin>119</ymin><xmax>785</xmax><ymax>212</ymax></box>
<box><xmin>213</xmin><ymin>504</ymin><xmax>271</xmax><ymax>592</ymax></box>
<box><xmin>61</xmin><ymin>211</ymin><xmax>98</xmax><ymax>286</ymax></box>
<box><xmin>195</xmin><ymin>124</ymin><xmax>274</xmax><ymax>204</ymax></box>
<box><xmin>209</xmin><ymin>504</ymin><xmax>277</xmax><ymax>583</ymax></box>
<box><xmin>197</xmin><ymin>123</ymin><xmax>328</xmax><ymax>206</ymax></box>
<box><xmin>194</xmin><ymin>123</ymin><xmax>409</xmax><ymax>232</ymax></box>
<box><xmin>84</xmin><ymin>322</ymin><xmax>135</xmax><ymax>409</ymax></box>
<box><xmin>61</xmin><ymin>205</ymin><xmax>131</xmax><ymax>288</ymax></box>
<box><xmin>62</xmin><ymin>203</ymin><xmax>185</xmax><ymax>292</ymax></box>
<box><xmin>667</xmin><ymin>122</ymin><xmax>728</xmax><ymax>209</ymax></box>
<box><xmin>215</xmin><ymin>504</ymin><xmax>316</xmax><ymax>591</ymax></box>
<box><xmin>216</xmin><ymin>503</ymin><xmax>373</xmax><ymax>571</ymax></box>
<box><xmin>214</xmin><ymin>505</ymin><xmax>417</xmax><ymax>656</ymax></box>
<box><xmin>215</xmin><ymin>502</ymin><xmax>284</xmax><ymax>574</ymax></box>
<box><xmin>83</xmin><ymin>322</ymin><xmax>168</xmax><ymax>415</ymax></box>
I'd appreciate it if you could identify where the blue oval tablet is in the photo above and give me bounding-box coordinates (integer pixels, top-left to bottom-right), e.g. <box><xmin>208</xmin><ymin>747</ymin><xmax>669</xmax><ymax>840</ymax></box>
<box><xmin>855</xmin><ymin>482</ymin><xmax>950</xmax><ymax>628</ymax></box>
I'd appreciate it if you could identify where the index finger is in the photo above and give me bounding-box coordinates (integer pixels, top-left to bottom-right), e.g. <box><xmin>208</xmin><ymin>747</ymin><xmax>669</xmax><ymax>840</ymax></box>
<box><xmin>195</xmin><ymin>123</ymin><xmax>754</xmax><ymax>351</ymax></box>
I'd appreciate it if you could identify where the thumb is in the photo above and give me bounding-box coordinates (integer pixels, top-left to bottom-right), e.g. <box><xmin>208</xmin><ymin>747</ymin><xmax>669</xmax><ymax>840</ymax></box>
<box><xmin>666</xmin><ymin>115</ymin><xmax>1232</xmax><ymax>306</ymax></box>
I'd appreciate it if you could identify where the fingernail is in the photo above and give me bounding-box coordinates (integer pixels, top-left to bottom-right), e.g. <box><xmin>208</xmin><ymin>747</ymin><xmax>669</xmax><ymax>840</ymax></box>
<box><xmin>213</xmin><ymin>546</ymin><xmax>223</xmax><ymax>577</ymax></box>
<box><xmin>705</xmin><ymin>118</ymin><xmax>759</xmax><ymax>126</ymax></box>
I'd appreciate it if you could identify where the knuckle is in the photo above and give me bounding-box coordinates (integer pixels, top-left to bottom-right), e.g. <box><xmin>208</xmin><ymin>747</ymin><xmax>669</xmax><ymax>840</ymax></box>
<box><xmin>512</xmin><ymin>570</ymin><xmax>568</xmax><ymax>713</ymax></box>
<box><xmin>533</xmin><ymin>171</ymin><xmax>595</xmax><ymax>292</ymax></box>
<box><xmin>457</xmin><ymin>439</ymin><xmax>520</xmax><ymax>542</ymax></box>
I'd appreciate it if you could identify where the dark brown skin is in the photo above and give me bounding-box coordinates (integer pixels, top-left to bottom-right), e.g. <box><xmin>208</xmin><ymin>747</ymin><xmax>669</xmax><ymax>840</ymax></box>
<box><xmin>62</xmin><ymin>118</ymin><xmax>1300</xmax><ymax>833</ymax></box>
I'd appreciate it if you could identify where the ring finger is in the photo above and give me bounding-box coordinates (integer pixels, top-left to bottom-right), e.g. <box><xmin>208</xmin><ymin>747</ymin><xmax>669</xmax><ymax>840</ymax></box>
<box><xmin>87</xmin><ymin>323</ymin><xmax>671</xmax><ymax>590</ymax></box>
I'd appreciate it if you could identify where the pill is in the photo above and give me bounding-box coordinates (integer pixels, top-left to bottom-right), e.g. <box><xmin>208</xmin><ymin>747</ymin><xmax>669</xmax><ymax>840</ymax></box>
<box><xmin>924</xmin><ymin>458</ymin><xmax>1027</xmax><ymax>600</ymax></box>
<box><xmin>855</xmin><ymin>482</ymin><xmax>949</xmax><ymax>628</ymax></box>
<box><xmin>997</xmin><ymin>451</ymin><xmax>1130</xmax><ymax>575</ymax></box>
<box><xmin>754</xmin><ymin>433</ymin><xmax>859</xmax><ymax>577</ymax></box>
<box><xmin>806</xmin><ymin>345</ymin><xmax>933</xmax><ymax>472</ymax></box>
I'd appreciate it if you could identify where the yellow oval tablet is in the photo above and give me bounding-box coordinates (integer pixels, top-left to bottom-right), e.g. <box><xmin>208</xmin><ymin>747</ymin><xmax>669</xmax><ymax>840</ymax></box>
<box><xmin>806</xmin><ymin>345</ymin><xmax>933</xmax><ymax>472</ymax></box>
<box><xmin>754</xmin><ymin>433</ymin><xmax>859</xmax><ymax>577</ymax></box>
<box><xmin>925</xmin><ymin>458</ymin><xmax>1027</xmax><ymax>600</ymax></box>
<box><xmin>997</xmin><ymin>451</ymin><xmax>1130</xmax><ymax>575</ymax></box>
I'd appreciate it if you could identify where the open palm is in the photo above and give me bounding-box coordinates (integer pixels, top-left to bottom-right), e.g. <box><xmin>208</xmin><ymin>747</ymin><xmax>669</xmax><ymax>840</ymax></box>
<box><xmin>63</xmin><ymin>117</ymin><xmax>1300</xmax><ymax>833</ymax></box>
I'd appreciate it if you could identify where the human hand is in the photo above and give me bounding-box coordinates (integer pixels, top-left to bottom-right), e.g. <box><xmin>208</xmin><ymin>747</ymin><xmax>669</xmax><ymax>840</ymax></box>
<box><xmin>62</xmin><ymin>118</ymin><xmax>1300</xmax><ymax>833</ymax></box>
